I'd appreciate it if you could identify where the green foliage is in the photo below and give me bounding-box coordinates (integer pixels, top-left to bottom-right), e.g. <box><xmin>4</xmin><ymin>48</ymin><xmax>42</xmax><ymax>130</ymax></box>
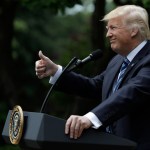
<box><xmin>0</xmin><ymin>145</ymin><xmax>21</xmax><ymax>150</ymax></box>
<box><xmin>21</xmin><ymin>0</ymin><xmax>82</xmax><ymax>14</ymax></box>
<box><xmin>11</xmin><ymin>5</ymin><xmax>92</xmax><ymax>116</ymax></box>
<box><xmin>1</xmin><ymin>0</ymin><xmax>96</xmax><ymax>149</ymax></box>
<box><xmin>142</xmin><ymin>0</ymin><xmax>150</xmax><ymax>8</ymax></box>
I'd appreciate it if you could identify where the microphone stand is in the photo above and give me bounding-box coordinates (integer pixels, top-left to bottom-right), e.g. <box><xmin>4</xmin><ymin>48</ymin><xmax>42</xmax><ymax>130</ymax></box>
<box><xmin>40</xmin><ymin>57</ymin><xmax>78</xmax><ymax>113</ymax></box>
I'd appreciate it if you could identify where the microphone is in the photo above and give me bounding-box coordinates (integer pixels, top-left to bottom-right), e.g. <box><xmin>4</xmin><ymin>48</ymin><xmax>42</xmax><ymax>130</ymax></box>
<box><xmin>68</xmin><ymin>49</ymin><xmax>103</xmax><ymax>71</ymax></box>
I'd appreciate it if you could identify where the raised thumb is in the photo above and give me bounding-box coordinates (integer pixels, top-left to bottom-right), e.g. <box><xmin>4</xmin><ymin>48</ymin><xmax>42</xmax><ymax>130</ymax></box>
<box><xmin>38</xmin><ymin>50</ymin><xmax>47</xmax><ymax>60</ymax></box>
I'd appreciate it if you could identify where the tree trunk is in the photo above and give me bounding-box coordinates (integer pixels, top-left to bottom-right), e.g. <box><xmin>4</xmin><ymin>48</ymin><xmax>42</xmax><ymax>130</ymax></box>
<box><xmin>91</xmin><ymin>0</ymin><xmax>105</xmax><ymax>50</ymax></box>
<box><xmin>0</xmin><ymin>0</ymin><xmax>19</xmax><ymax>145</ymax></box>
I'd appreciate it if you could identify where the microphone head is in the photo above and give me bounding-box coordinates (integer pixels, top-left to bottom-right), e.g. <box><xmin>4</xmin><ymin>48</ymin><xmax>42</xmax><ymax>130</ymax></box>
<box><xmin>90</xmin><ymin>49</ymin><xmax>103</xmax><ymax>60</ymax></box>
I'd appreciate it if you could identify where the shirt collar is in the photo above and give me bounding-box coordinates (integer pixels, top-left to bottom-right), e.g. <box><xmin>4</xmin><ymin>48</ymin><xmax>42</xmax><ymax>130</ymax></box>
<box><xmin>127</xmin><ymin>40</ymin><xmax>147</xmax><ymax>62</ymax></box>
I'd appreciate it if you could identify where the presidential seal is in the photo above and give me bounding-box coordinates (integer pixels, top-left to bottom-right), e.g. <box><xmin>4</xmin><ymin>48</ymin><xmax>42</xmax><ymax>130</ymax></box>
<box><xmin>9</xmin><ymin>105</ymin><xmax>24</xmax><ymax>145</ymax></box>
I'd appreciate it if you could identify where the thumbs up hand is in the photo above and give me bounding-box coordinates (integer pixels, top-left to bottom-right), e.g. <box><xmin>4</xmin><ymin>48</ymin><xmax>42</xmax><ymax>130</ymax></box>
<box><xmin>35</xmin><ymin>50</ymin><xmax>58</xmax><ymax>79</ymax></box>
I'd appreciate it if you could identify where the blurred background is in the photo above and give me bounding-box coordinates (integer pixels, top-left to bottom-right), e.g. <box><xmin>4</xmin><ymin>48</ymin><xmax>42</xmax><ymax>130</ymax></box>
<box><xmin>0</xmin><ymin>0</ymin><xmax>150</xmax><ymax>149</ymax></box>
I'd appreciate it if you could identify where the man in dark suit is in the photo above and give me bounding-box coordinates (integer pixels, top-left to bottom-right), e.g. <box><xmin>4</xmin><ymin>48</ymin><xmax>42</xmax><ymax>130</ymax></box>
<box><xmin>35</xmin><ymin>5</ymin><xmax>150</xmax><ymax>150</ymax></box>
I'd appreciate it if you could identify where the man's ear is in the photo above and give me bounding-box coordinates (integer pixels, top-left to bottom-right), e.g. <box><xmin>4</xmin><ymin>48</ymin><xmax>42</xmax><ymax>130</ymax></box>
<box><xmin>131</xmin><ymin>27</ymin><xmax>139</xmax><ymax>37</ymax></box>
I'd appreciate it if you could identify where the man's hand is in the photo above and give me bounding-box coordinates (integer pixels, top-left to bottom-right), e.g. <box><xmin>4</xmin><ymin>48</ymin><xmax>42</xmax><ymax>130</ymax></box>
<box><xmin>35</xmin><ymin>50</ymin><xmax>58</xmax><ymax>79</ymax></box>
<box><xmin>65</xmin><ymin>115</ymin><xmax>92</xmax><ymax>139</ymax></box>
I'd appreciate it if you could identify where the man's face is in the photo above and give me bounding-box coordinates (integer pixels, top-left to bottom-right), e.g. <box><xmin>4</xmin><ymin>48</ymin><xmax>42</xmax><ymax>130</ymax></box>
<box><xmin>106</xmin><ymin>17</ymin><xmax>133</xmax><ymax>55</ymax></box>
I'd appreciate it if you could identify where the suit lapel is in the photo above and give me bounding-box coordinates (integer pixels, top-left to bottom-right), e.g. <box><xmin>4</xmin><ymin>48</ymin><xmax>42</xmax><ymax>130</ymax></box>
<box><xmin>118</xmin><ymin>40</ymin><xmax>150</xmax><ymax>87</ymax></box>
<box><xmin>103</xmin><ymin>56</ymin><xmax>124</xmax><ymax>99</ymax></box>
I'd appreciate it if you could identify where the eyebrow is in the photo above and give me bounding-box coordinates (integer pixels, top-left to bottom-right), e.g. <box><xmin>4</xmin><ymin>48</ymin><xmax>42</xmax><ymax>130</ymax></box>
<box><xmin>106</xmin><ymin>25</ymin><xmax>125</xmax><ymax>30</ymax></box>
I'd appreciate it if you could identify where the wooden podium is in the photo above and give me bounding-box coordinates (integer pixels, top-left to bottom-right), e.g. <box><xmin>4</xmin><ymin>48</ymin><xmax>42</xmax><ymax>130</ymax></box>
<box><xmin>2</xmin><ymin>110</ymin><xmax>137</xmax><ymax>150</ymax></box>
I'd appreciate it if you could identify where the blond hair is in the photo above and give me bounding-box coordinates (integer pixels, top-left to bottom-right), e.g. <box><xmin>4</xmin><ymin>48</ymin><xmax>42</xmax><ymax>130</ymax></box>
<box><xmin>102</xmin><ymin>5</ymin><xmax>150</xmax><ymax>40</ymax></box>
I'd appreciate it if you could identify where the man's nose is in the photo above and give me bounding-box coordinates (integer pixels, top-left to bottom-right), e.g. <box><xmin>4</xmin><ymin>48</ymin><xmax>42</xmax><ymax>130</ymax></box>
<box><xmin>106</xmin><ymin>29</ymin><xmax>112</xmax><ymax>38</ymax></box>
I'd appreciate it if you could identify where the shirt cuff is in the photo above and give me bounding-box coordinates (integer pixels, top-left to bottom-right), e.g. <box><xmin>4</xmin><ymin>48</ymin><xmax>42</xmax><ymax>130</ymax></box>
<box><xmin>84</xmin><ymin>112</ymin><xmax>102</xmax><ymax>129</ymax></box>
<box><xmin>49</xmin><ymin>65</ymin><xmax>62</xmax><ymax>84</ymax></box>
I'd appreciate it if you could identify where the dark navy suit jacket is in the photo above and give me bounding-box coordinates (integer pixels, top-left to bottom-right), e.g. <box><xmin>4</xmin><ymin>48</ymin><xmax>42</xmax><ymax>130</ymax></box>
<box><xmin>56</xmin><ymin>40</ymin><xmax>150</xmax><ymax>150</ymax></box>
